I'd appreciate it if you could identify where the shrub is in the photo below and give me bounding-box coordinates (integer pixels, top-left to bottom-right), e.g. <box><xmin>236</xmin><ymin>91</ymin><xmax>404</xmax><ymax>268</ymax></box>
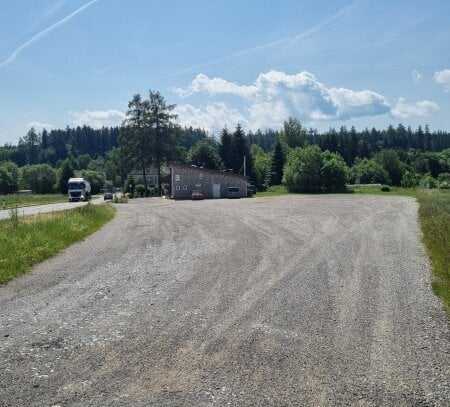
<box><xmin>401</xmin><ymin>171</ymin><xmax>421</xmax><ymax>188</ymax></box>
<box><xmin>437</xmin><ymin>173</ymin><xmax>450</xmax><ymax>184</ymax></box>
<box><xmin>419</xmin><ymin>174</ymin><xmax>438</xmax><ymax>189</ymax></box>
<box><xmin>20</xmin><ymin>164</ymin><xmax>56</xmax><ymax>193</ymax></box>
<box><xmin>283</xmin><ymin>146</ymin><xmax>323</xmax><ymax>193</ymax></box>
<box><xmin>148</xmin><ymin>187</ymin><xmax>158</xmax><ymax>197</ymax></box>
<box><xmin>321</xmin><ymin>151</ymin><xmax>349</xmax><ymax>191</ymax></box>
<box><xmin>439</xmin><ymin>181</ymin><xmax>450</xmax><ymax>189</ymax></box>
<box><xmin>350</xmin><ymin>158</ymin><xmax>388</xmax><ymax>184</ymax></box>
<box><xmin>135</xmin><ymin>184</ymin><xmax>145</xmax><ymax>197</ymax></box>
<box><xmin>380</xmin><ymin>185</ymin><xmax>391</xmax><ymax>192</ymax></box>
<box><xmin>375</xmin><ymin>149</ymin><xmax>405</xmax><ymax>186</ymax></box>
<box><xmin>283</xmin><ymin>146</ymin><xmax>348</xmax><ymax>193</ymax></box>
<box><xmin>124</xmin><ymin>175</ymin><xmax>136</xmax><ymax>195</ymax></box>
<box><xmin>113</xmin><ymin>195</ymin><xmax>129</xmax><ymax>203</ymax></box>
<box><xmin>0</xmin><ymin>161</ymin><xmax>19</xmax><ymax>194</ymax></box>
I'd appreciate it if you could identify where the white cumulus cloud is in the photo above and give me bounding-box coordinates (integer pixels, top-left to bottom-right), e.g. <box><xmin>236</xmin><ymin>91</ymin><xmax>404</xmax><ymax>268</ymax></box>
<box><xmin>68</xmin><ymin>109</ymin><xmax>125</xmax><ymax>128</ymax></box>
<box><xmin>434</xmin><ymin>69</ymin><xmax>450</xmax><ymax>91</ymax></box>
<box><xmin>391</xmin><ymin>98</ymin><xmax>439</xmax><ymax>119</ymax></box>
<box><xmin>175</xmin><ymin>103</ymin><xmax>248</xmax><ymax>132</ymax></box>
<box><xmin>173</xmin><ymin>74</ymin><xmax>256</xmax><ymax>98</ymax></box>
<box><xmin>173</xmin><ymin>70</ymin><xmax>393</xmax><ymax>132</ymax></box>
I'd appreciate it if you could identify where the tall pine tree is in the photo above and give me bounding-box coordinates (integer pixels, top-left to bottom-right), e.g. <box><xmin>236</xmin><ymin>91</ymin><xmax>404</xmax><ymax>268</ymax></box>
<box><xmin>231</xmin><ymin>124</ymin><xmax>254</xmax><ymax>180</ymax></box>
<box><xmin>269</xmin><ymin>139</ymin><xmax>285</xmax><ymax>186</ymax></box>
<box><xmin>219</xmin><ymin>126</ymin><xmax>234</xmax><ymax>170</ymax></box>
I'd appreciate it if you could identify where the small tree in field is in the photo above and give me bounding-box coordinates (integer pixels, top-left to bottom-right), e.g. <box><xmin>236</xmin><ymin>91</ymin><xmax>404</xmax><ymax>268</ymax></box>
<box><xmin>283</xmin><ymin>146</ymin><xmax>348</xmax><ymax>192</ymax></box>
<box><xmin>283</xmin><ymin>146</ymin><xmax>322</xmax><ymax>192</ymax></box>
<box><xmin>321</xmin><ymin>151</ymin><xmax>349</xmax><ymax>191</ymax></box>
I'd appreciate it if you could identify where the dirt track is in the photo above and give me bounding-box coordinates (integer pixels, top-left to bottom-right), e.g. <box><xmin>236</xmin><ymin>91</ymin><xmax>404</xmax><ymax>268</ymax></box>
<box><xmin>0</xmin><ymin>195</ymin><xmax>448</xmax><ymax>406</ymax></box>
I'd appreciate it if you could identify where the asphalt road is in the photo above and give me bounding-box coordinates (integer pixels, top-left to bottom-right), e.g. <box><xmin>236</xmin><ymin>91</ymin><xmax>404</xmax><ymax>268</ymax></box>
<box><xmin>0</xmin><ymin>197</ymin><xmax>104</xmax><ymax>220</ymax></box>
<box><xmin>0</xmin><ymin>195</ymin><xmax>448</xmax><ymax>406</ymax></box>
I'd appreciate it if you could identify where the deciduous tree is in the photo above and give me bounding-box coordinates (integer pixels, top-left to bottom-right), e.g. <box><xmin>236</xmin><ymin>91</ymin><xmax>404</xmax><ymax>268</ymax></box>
<box><xmin>187</xmin><ymin>139</ymin><xmax>223</xmax><ymax>170</ymax></box>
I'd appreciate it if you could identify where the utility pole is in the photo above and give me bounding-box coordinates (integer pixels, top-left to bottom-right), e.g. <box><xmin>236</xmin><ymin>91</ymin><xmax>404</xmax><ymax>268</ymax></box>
<box><xmin>243</xmin><ymin>156</ymin><xmax>246</xmax><ymax>177</ymax></box>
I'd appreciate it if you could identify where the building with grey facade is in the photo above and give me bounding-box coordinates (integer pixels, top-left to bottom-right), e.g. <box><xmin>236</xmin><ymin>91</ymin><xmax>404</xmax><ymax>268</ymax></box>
<box><xmin>170</xmin><ymin>164</ymin><xmax>248</xmax><ymax>199</ymax></box>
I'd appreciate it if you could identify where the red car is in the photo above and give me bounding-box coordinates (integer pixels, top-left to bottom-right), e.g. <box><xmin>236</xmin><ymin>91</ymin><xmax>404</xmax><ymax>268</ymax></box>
<box><xmin>191</xmin><ymin>190</ymin><xmax>204</xmax><ymax>200</ymax></box>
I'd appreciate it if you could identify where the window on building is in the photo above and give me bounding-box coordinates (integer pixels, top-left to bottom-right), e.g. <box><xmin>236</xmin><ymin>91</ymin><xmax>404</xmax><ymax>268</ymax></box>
<box><xmin>199</xmin><ymin>173</ymin><xmax>204</xmax><ymax>179</ymax></box>
<box><xmin>183</xmin><ymin>185</ymin><xmax>187</xmax><ymax>190</ymax></box>
<box><xmin>175</xmin><ymin>174</ymin><xmax>180</xmax><ymax>182</ymax></box>
<box><xmin>176</xmin><ymin>185</ymin><xmax>180</xmax><ymax>191</ymax></box>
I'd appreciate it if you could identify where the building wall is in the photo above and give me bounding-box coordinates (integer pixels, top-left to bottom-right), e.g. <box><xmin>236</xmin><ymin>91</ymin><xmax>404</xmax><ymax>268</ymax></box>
<box><xmin>171</xmin><ymin>164</ymin><xmax>248</xmax><ymax>199</ymax></box>
<box><xmin>129</xmin><ymin>169</ymin><xmax>158</xmax><ymax>186</ymax></box>
<box><xmin>128</xmin><ymin>166</ymin><xmax>169</xmax><ymax>187</ymax></box>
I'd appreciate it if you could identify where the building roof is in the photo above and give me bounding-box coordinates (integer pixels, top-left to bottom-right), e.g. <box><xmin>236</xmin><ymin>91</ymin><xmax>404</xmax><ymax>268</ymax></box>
<box><xmin>170</xmin><ymin>163</ymin><xmax>248</xmax><ymax>179</ymax></box>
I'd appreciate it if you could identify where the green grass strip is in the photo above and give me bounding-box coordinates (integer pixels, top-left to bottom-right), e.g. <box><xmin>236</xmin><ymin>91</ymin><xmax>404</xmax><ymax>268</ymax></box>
<box><xmin>0</xmin><ymin>204</ymin><xmax>115</xmax><ymax>284</ymax></box>
<box><xmin>257</xmin><ymin>185</ymin><xmax>418</xmax><ymax>197</ymax></box>
<box><xmin>0</xmin><ymin>194</ymin><xmax>68</xmax><ymax>209</ymax></box>
<box><xmin>346</xmin><ymin>185</ymin><xmax>417</xmax><ymax>196</ymax></box>
<box><xmin>417</xmin><ymin>190</ymin><xmax>450</xmax><ymax>312</ymax></box>
<box><xmin>256</xmin><ymin>185</ymin><xmax>290</xmax><ymax>197</ymax></box>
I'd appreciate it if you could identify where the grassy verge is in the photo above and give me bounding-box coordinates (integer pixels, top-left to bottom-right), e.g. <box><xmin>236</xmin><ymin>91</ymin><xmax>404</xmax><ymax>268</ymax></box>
<box><xmin>256</xmin><ymin>184</ymin><xmax>417</xmax><ymax>197</ymax></box>
<box><xmin>113</xmin><ymin>194</ymin><xmax>129</xmax><ymax>203</ymax></box>
<box><xmin>0</xmin><ymin>204</ymin><xmax>116</xmax><ymax>284</ymax></box>
<box><xmin>347</xmin><ymin>185</ymin><xmax>417</xmax><ymax>196</ymax></box>
<box><xmin>256</xmin><ymin>185</ymin><xmax>290</xmax><ymax>197</ymax></box>
<box><xmin>0</xmin><ymin>194</ymin><xmax>68</xmax><ymax>209</ymax></box>
<box><xmin>417</xmin><ymin>189</ymin><xmax>450</xmax><ymax>312</ymax></box>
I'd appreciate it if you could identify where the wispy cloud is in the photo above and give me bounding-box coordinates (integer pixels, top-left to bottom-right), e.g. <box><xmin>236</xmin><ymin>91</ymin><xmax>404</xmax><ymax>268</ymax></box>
<box><xmin>164</xmin><ymin>1</ymin><xmax>357</xmax><ymax>79</ymax></box>
<box><xmin>412</xmin><ymin>70</ymin><xmax>423</xmax><ymax>84</ymax></box>
<box><xmin>69</xmin><ymin>109</ymin><xmax>125</xmax><ymax>128</ymax></box>
<box><xmin>26</xmin><ymin>121</ymin><xmax>55</xmax><ymax>131</ymax></box>
<box><xmin>0</xmin><ymin>0</ymin><xmax>99</xmax><ymax>68</ymax></box>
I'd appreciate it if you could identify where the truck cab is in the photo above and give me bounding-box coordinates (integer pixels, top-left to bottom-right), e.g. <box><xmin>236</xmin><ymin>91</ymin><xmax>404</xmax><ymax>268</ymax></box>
<box><xmin>68</xmin><ymin>178</ymin><xmax>91</xmax><ymax>202</ymax></box>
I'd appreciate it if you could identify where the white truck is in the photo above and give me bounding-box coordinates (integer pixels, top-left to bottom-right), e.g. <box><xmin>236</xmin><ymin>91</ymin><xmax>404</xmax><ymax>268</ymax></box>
<box><xmin>67</xmin><ymin>177</ymin><xmax>91</xmax><ymax>202</ymax></box>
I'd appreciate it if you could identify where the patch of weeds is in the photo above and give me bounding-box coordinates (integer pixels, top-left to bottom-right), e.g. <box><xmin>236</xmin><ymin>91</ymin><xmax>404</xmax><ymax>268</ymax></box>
<box><xmin>113</xmin><ymin>195</ymin><xmax>129</xmax><ymax>203</ymax></box>
<box><xmin>8</xmin><ymin>205</ymin><xmax>20</xmax><ymax>227</ymax></box>
<box><xmin>417</xmin><ymin>189</ymin><xmax>450</xmax><ymax>312</ymax></box>
<box><xmin>0</xmin><ymin>204</ymin><xmax>116</xmax><ymax>284</ymax></box>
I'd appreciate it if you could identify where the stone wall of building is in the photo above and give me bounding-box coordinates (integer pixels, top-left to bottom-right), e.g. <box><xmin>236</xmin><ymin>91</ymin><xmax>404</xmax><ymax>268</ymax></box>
<box><xmin>171</xmin><ymin>164</ymin><xmax>248</xmax><ymax>199</ymax></box>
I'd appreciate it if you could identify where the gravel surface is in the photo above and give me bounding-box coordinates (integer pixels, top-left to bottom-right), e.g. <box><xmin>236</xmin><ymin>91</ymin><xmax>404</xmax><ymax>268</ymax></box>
<box><xmin>0</xmin><ymin>195</ymin><xmax>448</xmax><ymax>406</ymax></box>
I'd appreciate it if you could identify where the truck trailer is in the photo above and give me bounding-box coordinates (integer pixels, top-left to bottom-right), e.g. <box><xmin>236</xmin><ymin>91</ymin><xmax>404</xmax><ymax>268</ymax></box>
<box><xmin>68</xmin><ymin>178</ymin><xmax>91</xmax><ymax>202</ymax></box>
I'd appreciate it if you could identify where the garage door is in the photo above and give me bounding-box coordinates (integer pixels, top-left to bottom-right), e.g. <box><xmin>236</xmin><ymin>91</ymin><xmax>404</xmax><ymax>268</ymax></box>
<box><xmin>212</xmin><ymin>183</ymin><xmax>221</xmax><ymax>198</ymax></box>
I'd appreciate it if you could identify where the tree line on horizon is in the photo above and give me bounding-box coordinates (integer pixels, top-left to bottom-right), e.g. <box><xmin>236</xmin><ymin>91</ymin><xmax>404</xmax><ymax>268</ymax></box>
<box><xmin>1</xmin><ymin>90</ymin><xmax>450</xmax><ymax>195</ymax></box>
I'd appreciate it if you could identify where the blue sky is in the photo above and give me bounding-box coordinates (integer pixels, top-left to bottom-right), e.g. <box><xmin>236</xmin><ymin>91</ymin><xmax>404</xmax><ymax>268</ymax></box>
<box><xmin>1</xmin><ymin>0</ymin><xmax>449</xmax><ymax>145</ymax></box>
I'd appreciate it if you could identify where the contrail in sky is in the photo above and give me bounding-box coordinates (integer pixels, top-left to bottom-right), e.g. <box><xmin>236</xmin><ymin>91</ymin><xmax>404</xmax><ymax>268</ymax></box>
<box><xmin>0</xmin><ymin>0</ymin><xmax>99</xmax><ymax>68</ymax></box>
<box><xmin>163</xmin><ymin>0</ymin><xmax>358</xmax><ymax>80</ymax></box>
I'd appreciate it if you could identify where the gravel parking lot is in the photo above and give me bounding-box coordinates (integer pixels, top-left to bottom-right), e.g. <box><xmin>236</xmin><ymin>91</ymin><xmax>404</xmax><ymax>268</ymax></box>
<box><xmin>0</xmin><ymin>195</ymin><xmax>448</xmax><ymax>406</ymax></box>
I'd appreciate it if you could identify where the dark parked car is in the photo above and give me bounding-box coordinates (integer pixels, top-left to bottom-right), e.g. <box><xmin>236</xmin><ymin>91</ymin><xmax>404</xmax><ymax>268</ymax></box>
<box><xmin>191</xmin><ymin>190</ymin><xmax>204</xmax><ymax>200</ymax></box>
<box><xmin>228</xmin><ymin>186</ymin><xmax>241</xmax><ymax>199</ymax></box>
<box><xmin>104</xmin><ymin>191</ymin><xmax>114</xmax><ymax>200</ymax></box>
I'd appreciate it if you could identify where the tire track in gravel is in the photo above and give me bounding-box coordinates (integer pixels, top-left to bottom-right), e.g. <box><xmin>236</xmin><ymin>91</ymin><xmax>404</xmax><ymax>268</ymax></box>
<box><xmin>0</xmin><ymin>195</ymin><xmax>448</xmax><ymax>407</ymax></box>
